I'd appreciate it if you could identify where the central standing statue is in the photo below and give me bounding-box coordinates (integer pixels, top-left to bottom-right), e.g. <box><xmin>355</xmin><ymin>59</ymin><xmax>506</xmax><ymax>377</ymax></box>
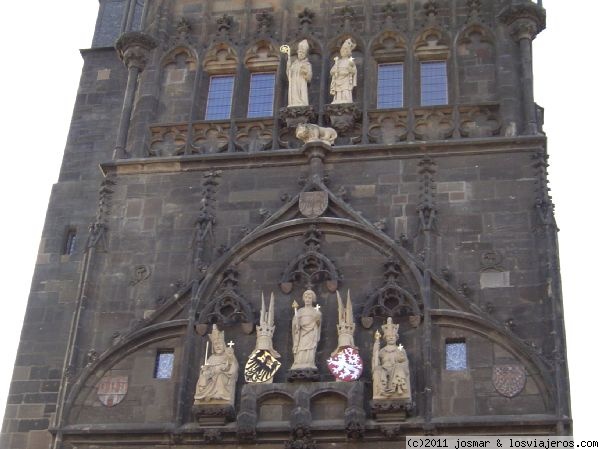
<box><xmin>285</xmin><ymin>39</ymin><xmax>312</xmax><ymax>107</ymax></box>
<box><xmin>330</xmin><ymin>38</ymin><xmax>357</xmax><ymax>104</ymax></box>
<box><xmin>291</xmin><ymin>289</ymin><xmax>322</xmax><ymax>370</ymax></box>
<box><xmin>372</xmin><ymin>317</ymin><xmax>411</xmax><ymax>400</ymax></box>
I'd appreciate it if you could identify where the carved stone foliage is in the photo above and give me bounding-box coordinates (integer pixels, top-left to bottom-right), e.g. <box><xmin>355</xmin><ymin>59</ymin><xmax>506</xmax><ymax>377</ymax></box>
<box><xmin>498</xmin><ymin>3</ymin><xmax>546</xmax><ymax>41</ymax></box>
<box><xmin>417</xmin><ymin>156</ymin><xmax>437</xmax><ymax>232</ymax></box>
<box><xmin>372</xmin><ymin>30</ymin><xmax>406</xmax><ymax>63</ymax></box>
<box><xmin>325</xmin><ymin>103</ymin><xmax>362</xmax><ymax>143</ymax></box>
<box><xmin>368</xmin><ymin>111</ymin><xmax>408</xmax><ymax>145</ymax></box>
<box><xmin>216</xmin><ymin>13</ymin><xmax>235</xmax><ymax>37</ymax></box>
<box><xmin>203</xmin><ymin>42</ymin><xmax>238</xmax><ymax>75</ymax></box>
<box><xmin>298</xmin><ymin>8</ymin><xmax>315</xmax><ymax>33</ymax></box>
<box><xmin>244</xmin><ymin>40</ymin><xmax>280</xmax><ymax>71</ymax></box>
<box><xmin>279</xmin><ymin>225</ymin><xmax>340</xmax><ymax>294</ymax></box>
<box><xmin>235</xmin><ymin>120</ymin><xmax>273</xmax><ymax>153</ymax></box>
<box><xmin>193</xmin><ymin>171</ymin><xmax>221</xmax><ymax>273</ymax></box>
<box><xmin>255</xmin><ymin>10</ymin><xmax>274</xmax><ymax>35</ymax></box>
<box><xmin>115</xmin><ymin>31</ymin><xmax>157</xmax><ymax>70</ymax></box>
<box><xmin>196</xmin><ymin>268</ymin><xmax>254</xmax><ymax>334</ymax></box>
<box><xmin>360</xmin><ymin>260</ymin><xmax>421</xmax><ymax>328</ymax></box>
<box><xmin>149</xmin><ymin>125</ymin><xmax>187</xmax><ymax>156</ymax></box>
<box><xmin>86</xmin><ymin>176</ymin><xmax>115</xmax><ymax>251</ymax></box>
<box><xmin>459</xmin><ymin>106</ymin><xmax>500</xmax><ymax>138</ymax></box>
<box><xmin>414</xmin><ymin>108</ymin><xmax>454</xmax><ymax>140</ymax></box>
<box><xmin>532</xmin><ymin>151</ymin><xmax>556</xmax><ymax>229</ymax></box>
<box><xmin>192</xmin><ymin>122</ymin><xmax>230</xmax><ymax>154</ymax></box>
<box><xmin>280</xmin><ymin>105</ymin><xmax>317</xmax><ymax>129</ymax></box>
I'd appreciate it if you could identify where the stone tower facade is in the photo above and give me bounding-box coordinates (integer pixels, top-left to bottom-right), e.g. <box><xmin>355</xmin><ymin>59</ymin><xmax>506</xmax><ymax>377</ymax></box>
<box><xmin>1</xmin><ymin>0</ymin><xmax>571</xmax><ymax>448</ymax></box>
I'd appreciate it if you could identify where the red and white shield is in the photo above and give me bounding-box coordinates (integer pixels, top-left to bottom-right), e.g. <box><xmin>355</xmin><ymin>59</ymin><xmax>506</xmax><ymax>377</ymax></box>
<box><xmin>327</xmin><ymin>346</ymin><xmax>363</xmax><ymax>382</ymax></box>
<box><xmin>97</xmin><ymin>375</ymin><xmax>128</xmax><ymax>407</ymax></box>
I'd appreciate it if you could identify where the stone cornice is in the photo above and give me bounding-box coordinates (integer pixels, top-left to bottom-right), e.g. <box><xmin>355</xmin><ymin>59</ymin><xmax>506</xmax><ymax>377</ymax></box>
<box><xmin>101</xmin><ymin>135</ymin><xmax>547</xmax><ymax>177</ymax></box>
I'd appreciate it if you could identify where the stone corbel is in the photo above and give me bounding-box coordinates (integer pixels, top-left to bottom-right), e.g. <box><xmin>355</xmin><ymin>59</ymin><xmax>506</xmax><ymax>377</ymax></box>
<box><xmin>324</xmin><ymin>103</ymin><xmax>362</xmax><ymax>144</ymax></box>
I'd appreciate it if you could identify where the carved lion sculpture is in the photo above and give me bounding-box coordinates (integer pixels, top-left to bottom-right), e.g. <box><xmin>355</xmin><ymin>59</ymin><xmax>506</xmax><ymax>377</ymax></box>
<box><xmin>295</xmin><ymin>123</ymin><xmax>337</xmax><ymax>146</ymax></box>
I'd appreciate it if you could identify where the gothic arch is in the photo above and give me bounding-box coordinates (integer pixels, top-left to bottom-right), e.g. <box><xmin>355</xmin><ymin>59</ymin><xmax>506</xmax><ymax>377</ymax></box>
<box><xmin>203</xmin><ymin>42</ymin><xmax>239</xmax><ymax>75</ymax></box>
<box><xmin>156</xmin><ymin>46</ymin><xmax>198</xmax><ymax>123</ymax></box>
<box><xmin>456</xmin><ymin>23</ymin><xmax>497</xmax><ymax>103</ymax></box>
<box><xmin>414</xmin><ymin>26</ymin><xmax>451</xmax><ymax>61</ymax></box>
<box><xmin>431</xmin><ymin>310</ymin><xmax>555</xmax><ymax>411</ymax></box>
<box><xmin>243</xmin><ymin>38</ymin><xmax>280</xmax><ymax>72</ymax></box>
<box><xmin>369</xmin><ymin>30</ymin><xmax>407</xmax><ymax>63</ymax></box>
<box><xmin>62</xmin><ymin>320</ymin><xmax>188</xmax><ymax>425</ymax></box>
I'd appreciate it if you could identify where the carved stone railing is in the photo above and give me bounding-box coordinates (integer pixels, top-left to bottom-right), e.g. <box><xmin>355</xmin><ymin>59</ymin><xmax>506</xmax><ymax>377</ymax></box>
<box><xmin>145</xmin><ymin>103</ymin><xmax>502</xmax><ymax>158</ymax></box>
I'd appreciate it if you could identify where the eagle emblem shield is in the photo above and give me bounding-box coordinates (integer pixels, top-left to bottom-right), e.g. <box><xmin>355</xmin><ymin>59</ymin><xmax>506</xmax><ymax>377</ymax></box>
<box><xmin>492</xmin><ymin>364</ymin><xmax>526</xmax><ymax>398</ymax></box>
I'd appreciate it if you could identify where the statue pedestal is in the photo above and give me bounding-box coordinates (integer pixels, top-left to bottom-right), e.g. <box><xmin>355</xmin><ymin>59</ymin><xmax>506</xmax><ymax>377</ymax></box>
<box><xmin>193</xmin><ymin>402</ymin><xmax>235</xmax><ymax>425</ymax></box>
<box><xmin>280</xmin><ymin>105</ymin><xmax>317</xmax><ymax>128</ymax></box>
<box><xmin>287</xmin><ymin>368</ymin><xmax>320</xmax><ymax>382</ymax></box>
<box><xmin>370</xmin><ymin>399</ymin><xmax>412</xmax><ymax>422</ymax></box>
<box><xmin>324</xmin><ymin>103</ymin><xmax>362</xmax><ymax>145</ymax></box>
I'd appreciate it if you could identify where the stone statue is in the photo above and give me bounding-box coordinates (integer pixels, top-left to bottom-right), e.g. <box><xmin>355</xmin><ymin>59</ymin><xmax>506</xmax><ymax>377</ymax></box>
<box><xmin>330</xmin><ymin>38</ymin><xmax>357</xmax><ymax>104</ymax></box>
<box><xmin>245</xmin><ymin>292</ymin><xmax>282</xmax><ymax>383</ymax></box>
<box><xmin>372</xmin><ymin>317</ymin><xmax>411</xmax><ymax>400</ymax></box>
<box><xmin>285</xmin><ymin>39</ymin><xmax>312</xmax><ymax>107</ymax></box>
<box><xmin>291</xmin><ymin>289</ymin><xmax>322</xmax><ymax>370</ymax></box>
<box><xmin>194</xmin><ymin>325</ymin><xmax>238</xmax><ymax>404</ymax></box>
<box><xmin>295</xmin><ymin>123</ymin><xmax>337</xmax><ymax>145</ymax></box>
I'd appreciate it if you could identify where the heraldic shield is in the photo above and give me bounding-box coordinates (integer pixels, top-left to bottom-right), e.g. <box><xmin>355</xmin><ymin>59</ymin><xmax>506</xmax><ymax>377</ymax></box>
<box><xmin>299</xmin><ymin>191</ymin><xmax>328</xmax><ymax>218</ymax></box>
<box><xmin>245</xmin><ymin>349</ymin><xmax>282</xmax><ymax>383</ymax></box>
<box><xmin>492</xmin><ymin>364</ymin><xmax>526</xmax><ymax>398</ymax></box>
<box><xmin>97</xmin><ymin>375</ymin><xmax>128</xmax><ymax>407</ymax></box>
<box><xmin>327</xmin><ymin>346</ymin><xmax>363</xmax><ymax>382</ymax></box>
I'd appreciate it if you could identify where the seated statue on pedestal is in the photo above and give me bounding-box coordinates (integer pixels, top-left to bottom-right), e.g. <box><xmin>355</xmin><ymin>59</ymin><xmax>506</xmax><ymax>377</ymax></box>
<box><xmin>195</xmin><ymin>325</ymin><xmax>238</xmax><ymax>404</ymax></box>
<box><xmin>372</xmin><ymin>317</ymin><xmax>411</xmax><ymax>400</ymax></box>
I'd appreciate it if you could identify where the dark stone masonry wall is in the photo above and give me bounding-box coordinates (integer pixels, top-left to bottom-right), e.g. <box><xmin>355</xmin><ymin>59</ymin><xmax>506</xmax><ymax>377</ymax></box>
<box><xmin>1</xmin><ymin>0</ymin><xmax>569</xmax><ymax>448</ymax></box>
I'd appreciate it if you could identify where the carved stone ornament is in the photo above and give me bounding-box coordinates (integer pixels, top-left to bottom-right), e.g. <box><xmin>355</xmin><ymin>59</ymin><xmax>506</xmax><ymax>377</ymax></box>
<box><xmin>498</xmin><ymin>3</ymin><xmax>546</xmax><ymax>41</ymax></box>
<box><xmin>492</xmin><ymin>364</ymin><xmax>526</xmax><ymax>398</ymax></box>
<box><xmin>203</xmin><ymin>43</ymin><xmax>238</xmax><ymax>75</ymax></box>
<box><xmin>325</xmin><ymin>102</ymin><xmax>361</xmax><ymax>137</ymax></box>
<box><xmin>279</xmin><ymin>225</ymin><xmax>340</xmax><ymax>293</ymax></box>
<box><xmin>149</xmin><ymin>125</ymin><xmax>187</xmax><ymax>157</ymax></box>
<box><xmin>192</xmin><ymin>123</ymin><xmax>229</xmax><ymax>154</ymax></box>
<box><xmin>414</xmin><ymin>109</ymin><xmax>454</xmax><ymax>140</ymax></box>
<box><xmin>459</xmin><ymin>106</ymin><xmax>501</xmax><ymax>138</ymax></box>
<box><xmin>97</xmin><ymin>375</ymin><xmax>128</xmax><ymax>407</ymax></box>
<box><xmin>130</xmin><ymin>264</ymin><xmax>151</xmax><ymax>286</ymax></box>
<box><xmin>235</xmin><ymin>121</ymin><xmax>273</xmax><ymax>153</ymax></box>
<box><xmin>245</xmin><ymin>40</ymin><xmax>279</xmax><ymax>72</ymax></box>
<box><xmin>196</xmin><ymin>268</ymin><xmax>254</xmax><ymax>334</ymax></box>
<box><xmin>115</xmin><ymin>31</ymin><xmax>157</xmax><ymax>70</ymax></box>
<box><xmin>361</xmin><ymin>260</ymin><xmax>421</xmax><ymax>328</ymax></box>
<box><xmin>296</xmin><ymin>123</ymin><xmax>337</xmax><ymax>146</ymax></box>
<box><xmin>279</xmin><ymin>105</ymin><xmax>317</xmax><ymax>129</ymax></box>
<box><xmin>368</xmin><ymin>111</ymin><xmax>408</xmax><ymax>145</ymax></box>
<box><xmin>299</xmin><ymin>191</ymin><xmax>328</xmax><ymax>218</ymax></box>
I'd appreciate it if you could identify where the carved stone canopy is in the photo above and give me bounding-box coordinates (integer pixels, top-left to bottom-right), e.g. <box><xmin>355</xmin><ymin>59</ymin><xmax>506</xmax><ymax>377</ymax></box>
<box><xmin>279</xmin><ymin>225</ymin><xmax>340</xmax><ymax>293</ymax></box>
<box><xmin>498</xmin><ymin>3</ymin><xmax>546</xmax><ymax>41</ymax></box>
<box><xmin>196</xmin><ymin>268</ymin><xmax>254</xmax><ymax>334</ymax></box>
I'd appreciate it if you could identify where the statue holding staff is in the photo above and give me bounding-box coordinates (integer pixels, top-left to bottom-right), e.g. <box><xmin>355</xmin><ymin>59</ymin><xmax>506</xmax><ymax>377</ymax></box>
<box><xmin>283</xmin><ymin>40</ymin><xmax>312</xmax><ymax>107</ymax></box>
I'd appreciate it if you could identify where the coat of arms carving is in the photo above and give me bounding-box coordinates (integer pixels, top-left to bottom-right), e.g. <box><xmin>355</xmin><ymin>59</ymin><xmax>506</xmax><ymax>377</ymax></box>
<box><xmin>492</xmin><ymin>364</ymin><xmax>526</xmax><ymax>398</ymax></box>
<box><xmin>299</xmin><ymin>191</ymin><xmax>328</xmax><ymax>218</ymax></box>
<box><xmin>97</xmin><ymin>375</ymin><xmax>128</xmax><ymax>407</ymax></box>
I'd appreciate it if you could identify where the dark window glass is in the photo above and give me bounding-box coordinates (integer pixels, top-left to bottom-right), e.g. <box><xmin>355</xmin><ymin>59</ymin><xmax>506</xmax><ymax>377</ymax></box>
<box><xmin>445</xmin><ymin>340</ymin><xmax>467</xmax><ymax>371</ymax></box>
<box><xmin>247</xmin><ymin>73</ymin><xmax>276</xmax><ymax>117</ymax></box>
<box><xmin>420</xmin><ymin>61</ymin><xmax>448</xmax><ymax>106</ymax></box>
<box><xmin>377</xmin><ymin>63</ymin><xmax>404</xmax><ymax>108</ymax></box>
<box><xmin>206</xmin><ymin>75</ymin><xmax>235</xmax><ymax>120</ymax></box>
<box><xmin>64</xmin><ymin>229</ymin><xmax>77</xmax><ymax>255</ymax></box>
<box><xmin>154</xmin><ymin>350</ymin><xmax>175</xmax><ymax>379</ymax></box>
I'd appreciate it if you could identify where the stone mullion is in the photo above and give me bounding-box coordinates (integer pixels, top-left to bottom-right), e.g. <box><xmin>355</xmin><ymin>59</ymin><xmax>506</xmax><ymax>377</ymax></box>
<box><xmin>272</xmin><ymin>57</ymin><xmax>284</xmax><ymax>151</ymax></box>
<box><xmin>125</xmin><ymin>0</ymin><xmax>137</xmax><ymax>31</ymax></box>
<box><xmin>229</xmin><ymin>55</ymin><xmax>246</xmax><ymax>152</ymax></box>
<box><xmin>450</xmin><ymin>2</ymin><xmax>461</xmax><ymax>138</ymax></box>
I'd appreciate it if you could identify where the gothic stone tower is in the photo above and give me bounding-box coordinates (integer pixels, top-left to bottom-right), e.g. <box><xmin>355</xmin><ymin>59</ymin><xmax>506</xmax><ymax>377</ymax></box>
<box><xmin>1</xmin><ymin>0</ymin><xmax>570</xmax><ymax>448</ymax></box>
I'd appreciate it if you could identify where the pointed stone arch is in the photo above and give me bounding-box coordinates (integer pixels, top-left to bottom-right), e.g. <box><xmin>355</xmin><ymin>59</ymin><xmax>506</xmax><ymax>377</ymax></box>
<box><xmin>244</xmin><ymin>38</ymin><xmax>280</xmax><ymax>72</ymax></box>
<box><xmin>456</xmin><ymin>23</ymin><xmax>497</xmax><ymax>103</ymax></box>
<box><xmin>203</xmin><ymin>42</ymin><xmax>238</xmax><ymax>75</ymax></box>
<box><xmin>370</xmin><ymin>29</ymin><xmax>407</xmax><ymax>63</ymax></box>
<box><xmin>157</xmin><ymin>46</ymin><xmax>198</xmax><ymax>123</ymax></box>
<box><xmin>414</xmin><ymin>26</ymin><xmax>451</xmax><ymax>61</ymax></box>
